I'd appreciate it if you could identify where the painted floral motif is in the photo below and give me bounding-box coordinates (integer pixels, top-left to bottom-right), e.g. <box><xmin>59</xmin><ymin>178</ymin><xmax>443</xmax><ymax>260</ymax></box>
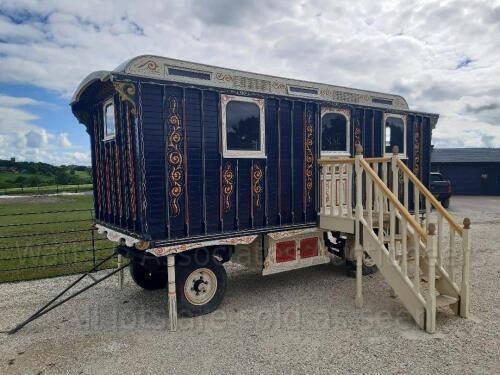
<box><xmin>222</xmin><ymin>162</ymin><xmax>234</xmax><ymax>212</ymax></box>
<box><xmin>136</xmin><ymin>60</ymin><xmax>161</xmax><ymax>75</ymax></box>
<box><xmin>252</xmin><ymin>162</ymin><xmax>263</xmax><ymax>208</ymax></box>
<box><xmin>150</xmin><ymin>235</ymin><xmax>258</xmax><ymax>257</ymax></box>
<box><xmin>216</xmin><ymin>72</ymin><xmax>233</xmax><ymax>82</ymax></box>
<box><xmin>304</xmin><ymin>110</ymin><xmax>314</xmax><ymax>204</ymax></box>
<box><xmin>167</xmin><ymin>97</ymin><xmax>184</xmax><ymax>217</ymax></box>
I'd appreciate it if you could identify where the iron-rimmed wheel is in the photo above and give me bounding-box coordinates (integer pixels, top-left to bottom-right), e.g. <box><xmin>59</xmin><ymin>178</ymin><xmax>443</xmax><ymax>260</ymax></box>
<box><xmin>176</xmin><ymin>254</ymin><xmax>227</xmax><ymax>317</ymax></box>
<box><xmin>442</xmin><ymin>198</ymin><xmax>450</xmax><ymax>208</ymax></box>
<box><xmin>129</xmin><ymin>259</ymin><xmax>168</xmax><ymax>290</ymax></box>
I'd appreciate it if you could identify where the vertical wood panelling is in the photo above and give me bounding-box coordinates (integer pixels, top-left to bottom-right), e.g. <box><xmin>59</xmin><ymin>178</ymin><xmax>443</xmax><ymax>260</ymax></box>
<box><xmin>141</xmin><ymin>83</ymin><xmax>165</xmax><ymax>239</ymax></box>
<box><xmin>279</xmin><ymin>100</ymin><xmax>292</xmax><ymax>224</ymax></box>
<box><xmin>202</xmin><ymin>91</ymin><xmax>220</xmax><ymax>234</ymax></box>
<box><xmin>293</xmin><ymin>102</ymin><xmax>304</xmax><ymax>223</ymax></box>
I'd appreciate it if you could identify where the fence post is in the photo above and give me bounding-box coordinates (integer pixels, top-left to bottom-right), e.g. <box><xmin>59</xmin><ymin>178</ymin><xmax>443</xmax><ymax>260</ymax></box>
<box><xmin>90</xmin><ymin>209</ymin><xmax>96</xmax><ymax>268</ymax></box>
<box><xmin>354</xmin><ymin>144</ymin><xmax>364</xmax><ymax>308</ymax></box>
<box><xmin>426</xmin><ymin>223</ymin><xmax>437</xmax><ymax>333</ymax></box>
<box><xmin>460</xmin><ymin>218</ymin><xmax>471</xmax><ymax>318</ymax></box>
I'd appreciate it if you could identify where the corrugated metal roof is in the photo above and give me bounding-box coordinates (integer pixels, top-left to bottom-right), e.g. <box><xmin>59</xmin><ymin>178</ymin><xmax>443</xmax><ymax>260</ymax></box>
<box><xmin>432</xmin><ymin>148</ymin><xmax>500</xmax><ymax>163</ymax></box>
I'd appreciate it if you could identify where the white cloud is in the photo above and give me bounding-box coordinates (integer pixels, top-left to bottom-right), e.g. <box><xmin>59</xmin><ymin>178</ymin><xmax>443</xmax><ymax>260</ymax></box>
<box><xmin>0</xmin><ymin>94</ymin><xmax>89</xmax><ymax>164</ymax></box>
<box><xmin>0</xmin><ymin>0</ymin><xmax>499</xmax><ymax>148</ymax></box>
<box><xmin>58</xmin><ymin>132</ymin><xmax>72</xmax><ymax>148</ymax></box>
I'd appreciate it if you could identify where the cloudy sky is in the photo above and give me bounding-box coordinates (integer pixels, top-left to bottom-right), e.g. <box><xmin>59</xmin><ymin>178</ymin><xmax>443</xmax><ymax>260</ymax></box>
<box><xmin>1</xmin><ymin>0</ymin><xmax>499</xmax><ymax>165</ymax></box>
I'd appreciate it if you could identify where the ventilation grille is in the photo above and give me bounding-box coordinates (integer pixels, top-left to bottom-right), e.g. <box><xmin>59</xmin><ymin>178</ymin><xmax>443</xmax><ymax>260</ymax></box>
<box><xmin>372</xmin><ymin>97</ymin><xmax>393</xmax><ymax>106</ymax></box>
<box><xmin>167</xmin><ymin>67</ymin><xmax>211</xmax><ymax>81</ymax></box>
<box><xmin>288</xmin><ymin>86</ymin><xmax>319</xmax><ymax>95</ymax></box>
<box><xmin>234</xmin><ymin>76</ymin><xmax>271</xmax><ymax>92</ymax></box>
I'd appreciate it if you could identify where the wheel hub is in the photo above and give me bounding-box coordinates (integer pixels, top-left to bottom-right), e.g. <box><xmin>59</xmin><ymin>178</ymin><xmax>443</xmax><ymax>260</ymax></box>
<box><xmin>184</xmin><ymin>268</ymin><xmax>217</xmax><ymax>305</ymax></box>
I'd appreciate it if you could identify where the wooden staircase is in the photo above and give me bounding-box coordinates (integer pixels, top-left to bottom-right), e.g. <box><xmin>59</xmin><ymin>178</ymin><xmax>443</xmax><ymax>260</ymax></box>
<box><xmin>318</xmin><ymin>145</ymin><xmax>471</xmax><ymax>333</ymax></box>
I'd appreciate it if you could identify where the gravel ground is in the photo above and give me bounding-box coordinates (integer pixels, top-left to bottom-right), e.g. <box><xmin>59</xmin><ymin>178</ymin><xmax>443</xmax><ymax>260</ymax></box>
<box><xmin>0</xmin><ymin>196</ymin><xmax>499</xmax><ymax>374</ymax></box>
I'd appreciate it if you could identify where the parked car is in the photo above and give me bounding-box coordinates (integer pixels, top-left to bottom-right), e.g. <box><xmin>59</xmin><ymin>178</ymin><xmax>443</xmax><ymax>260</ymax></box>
<box><xmin>430</xmin><ymin>171</ymin><xmax>452</xmax><ymax>208</ymax></box>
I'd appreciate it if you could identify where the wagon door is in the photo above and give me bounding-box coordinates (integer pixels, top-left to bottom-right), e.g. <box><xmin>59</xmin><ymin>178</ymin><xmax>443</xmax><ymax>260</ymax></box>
<box><xmin>320</xmin><ymin>107</ymin><xmax>352</xmax><ymax>215</ymax></box>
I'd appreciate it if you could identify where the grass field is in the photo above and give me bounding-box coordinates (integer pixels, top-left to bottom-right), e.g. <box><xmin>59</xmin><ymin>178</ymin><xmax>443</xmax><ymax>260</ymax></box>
<box><xmin>0</xmin><ymin>194</ymin><xmax>116</xmax><ymax>283</ymax></box>
<box><xmin>0</xmin><ymin>183</ymin><xmax>93</xmax><ymax>195</ymax></box>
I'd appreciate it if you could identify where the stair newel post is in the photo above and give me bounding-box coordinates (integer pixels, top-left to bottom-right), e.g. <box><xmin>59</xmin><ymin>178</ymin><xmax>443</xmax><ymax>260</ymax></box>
<box><xmin>366</xmin><ymin>167</ymin><xmax>373</xmax><ymax>229</ymax></box>
<box><xmin>354</xmin><ymin>144</ymin><xmax>364</xmax><ymax>308</ymax></box>
<box><xmin>373</xmin><ymin>163</ymin><xmax>379</xmax><ymax>213</ymax></box>
<box><xmin>460</xmin><ymin>218</ymin><xmax>471</xmax><ymax>318</ymax></box>
<box><xmin>390</xmin><ymin>146</ymin><xmax>399</xmax><ymax>261</ymax></box>
<box><xmin>426</xmin><ymin>223</ymin><xmax>437</xmax><ymax>333</ymax></box>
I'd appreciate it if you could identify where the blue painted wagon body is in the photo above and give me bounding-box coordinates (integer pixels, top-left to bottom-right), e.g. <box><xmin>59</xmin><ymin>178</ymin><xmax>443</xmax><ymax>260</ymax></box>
<box><xmin>72</xmin><ymin>55</ymin><xmax>439</xmax><ymax>322</ymax></box>
<box><xmin>73</xmin><ymin>55</ymin><xmax>436</xmax><ymax>246</ymax></box>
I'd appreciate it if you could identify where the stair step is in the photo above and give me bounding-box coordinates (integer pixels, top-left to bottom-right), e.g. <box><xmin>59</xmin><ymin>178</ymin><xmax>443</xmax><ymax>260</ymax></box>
<box><xmin>436</xmin><ymin>295</ymin><xmax>459</xmax><ymax>307</ymax></box>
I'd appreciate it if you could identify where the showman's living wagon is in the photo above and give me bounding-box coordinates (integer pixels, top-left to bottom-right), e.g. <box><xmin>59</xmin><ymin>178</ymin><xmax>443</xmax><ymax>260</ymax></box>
<box><xmin>72</xmin><ymin>55</ymin><xmax>472</xmax><ymax>332</ymax></box>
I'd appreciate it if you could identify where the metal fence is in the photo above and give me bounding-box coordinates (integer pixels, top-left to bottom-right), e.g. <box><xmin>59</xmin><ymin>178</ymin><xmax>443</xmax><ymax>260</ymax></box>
<box><xmin>0</xmin><ymin>208</ymin><xmax>116</xmax><ymax>283</ymax></box>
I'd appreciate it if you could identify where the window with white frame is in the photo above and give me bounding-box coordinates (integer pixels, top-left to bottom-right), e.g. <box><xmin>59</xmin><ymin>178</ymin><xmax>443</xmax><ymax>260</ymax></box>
<box><xmin>384</xmin><ymin>114</ymin><xmax>406</xmax><ymax>156</ymax></box>
<box><xmin>221</xmin><ymin>94</ymin><xmax>265</xmax><ymax>158</ymax></box>
<box><xmin>321</xmin><ymin>109</ymin><xmax>350</xmax><ymax>156</ymax></box>
<box><xmin>103</xmin><ymin>100</ymin><xmax>116</xmax><ymax>141</ymax></box>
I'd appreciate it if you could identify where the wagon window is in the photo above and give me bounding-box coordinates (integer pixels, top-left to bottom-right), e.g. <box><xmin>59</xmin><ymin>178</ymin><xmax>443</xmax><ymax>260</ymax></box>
<box><xmin>104</xmin><ymin>101</ymin><xmax>115</xmax><ymax>140</ymax></box>
<box><xmin>222</xmin><ymin>95</ymin><xmax>266</xmax><ymax>158</ymax></box>
<box><xmin>321</xmin><ymin>112</ymin><xmax>349</xmax><ymax>154</ymax></box>
<box><xmin>384</xmin><ymin>116</ymin><xmax>405</xmax><ymax>155</ymax></box>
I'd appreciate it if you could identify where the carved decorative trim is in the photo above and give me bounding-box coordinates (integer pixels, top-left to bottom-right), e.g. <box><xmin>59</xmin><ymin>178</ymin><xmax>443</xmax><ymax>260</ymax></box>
<box><xmin>252</xmin><ymin>162</ymin><xmax>263</xmax><ymax>208</ymax></box>
<box><xmin>304</xmin><ymin>110</ymin><xmax>314</xmax><ymax>204</ymax></box>
<box><xmin>167</xmin><ymin>97</ymin><xmax>184</xmax><ymax>217</ymax></box>
<box><xmin>113</xmin><ymin>82</ymin><xmax>137</xmax><ymax>114</ymax></box>
<box><xmin>267</xmin><ymin>227</ymin><xmax>323</xmax><ymax>241</ymax></box>
<box><xmin>149</xmin><ymin>235</ymin><xmax>259</xmax><ymax>257</ymax></box>
<box><xmin>93</xmin><ymin>114</ymin><xmax>102</xmax><ymax>214</ymax></box>
<box><xmin>96</xmin><ymin>224</ymin><xmax>140</xmax><ymax>247</ymax></box>
<box><xmin>125</xmin><ymin>106</ymin><xmax>137</xmax><ymax>221</ymax></box>
<box><xmin>413</xmin><ymin>118</ymin><xmax>421</xmax><ymax>178</ymax></box>
<box><xmin>222</xmin><ymin>162</ymin><xmax>234</xmax><ymax>212</ymax></box>
<box><xmin>354</xmin><ymin>114</ymin><xmax>362</xmax><ymax>146</ymax></box>
<box><xmin>74</xmin><ymin>109</ymin><xmax>91</xmax><ymax>127</ymax></box>
<box><xmin>105</xmin><ymin>146</ymin><xmax>112</xmax><ymax>215</ymax></box>
<box><xmin>115</xmin><ymin>144</ymin><xmax>123</xmax><ymax>218</ymax></box>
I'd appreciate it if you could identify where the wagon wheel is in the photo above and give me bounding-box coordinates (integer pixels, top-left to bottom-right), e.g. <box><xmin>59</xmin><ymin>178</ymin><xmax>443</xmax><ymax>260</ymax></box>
<box><xmin>129</xmin><ymin>259</ymin><xmax>168</xmax><ymax>290</ymax></box>
<box><xmin>176</xmin><ymin>253</ymin><xmax>227</xmax><ymax>317</ymax></box>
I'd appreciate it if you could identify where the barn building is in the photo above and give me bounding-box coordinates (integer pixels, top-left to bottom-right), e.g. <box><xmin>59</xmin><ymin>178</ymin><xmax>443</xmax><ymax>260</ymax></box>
<box><xmin>431</xmin><ymin>148</ymin><xmax>500</xmax><ymax>195</ymax></box>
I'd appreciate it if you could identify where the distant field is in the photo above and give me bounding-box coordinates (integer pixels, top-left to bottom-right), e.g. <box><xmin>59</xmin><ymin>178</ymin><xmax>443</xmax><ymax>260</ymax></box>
<box><xmin>0</xmin><ymin>194</ymin><xmax>116</xmax><ymax>283</ymax></box>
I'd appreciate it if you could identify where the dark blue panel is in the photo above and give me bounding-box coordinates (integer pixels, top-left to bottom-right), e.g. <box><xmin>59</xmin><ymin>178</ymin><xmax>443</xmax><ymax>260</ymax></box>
<box><xmin>265</xmin><ymin>99</ymin><xmax>279</xmax><ymax>226</ymax></box>
<box><xmin>202</xmin><ymin>91</ymin><xmax>221</xmax><ymax>234</ymax></box>
<box><xmin>185</xmin><ymin>88</ymin><xmax>203</xmax><ymax>236</ymax></box>
<box><xmin>293</xmin><ymin>102</ymin><xmax>305</xmax><ymax>223</ymax></box>
<box><xmin>279</xmin><ymin>100</ymin><xmax>292</xmax><ymax>224</ymax></box>
<box><xmin>237</xmin><ymin>159</ymin><xmax>252</xmax><ymax>230</ymax></box>
<box><xmin>141</xmin><ymin>83</ymin><xmax>166</xmax><ymax>239</ymax></box>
